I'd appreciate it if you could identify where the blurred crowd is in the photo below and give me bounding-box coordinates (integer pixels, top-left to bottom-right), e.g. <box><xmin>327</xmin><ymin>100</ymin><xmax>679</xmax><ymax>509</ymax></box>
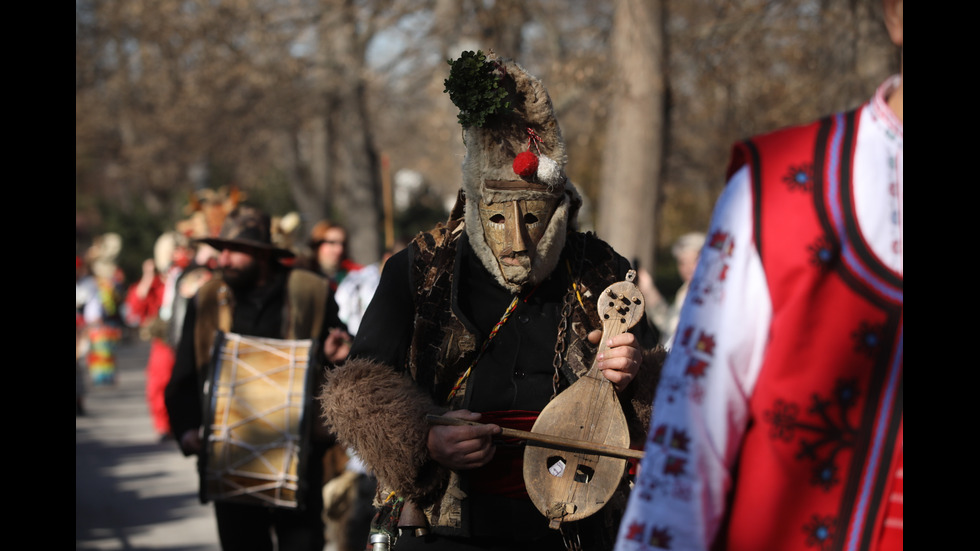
<box><xmin>75</xmin><ymin>185</ymin><xmax>397</xmax><ymax>551</ymax></box>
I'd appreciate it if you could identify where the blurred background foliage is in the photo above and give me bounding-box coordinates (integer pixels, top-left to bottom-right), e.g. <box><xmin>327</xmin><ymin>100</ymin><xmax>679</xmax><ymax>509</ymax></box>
<box><xmin>76</xmin><ymin>0</ymin><xmax>898</xmax><ymax>286</ymax></box>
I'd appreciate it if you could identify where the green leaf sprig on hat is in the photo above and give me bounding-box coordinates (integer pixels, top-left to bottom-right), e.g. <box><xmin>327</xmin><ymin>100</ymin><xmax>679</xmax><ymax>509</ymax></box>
<box><xmin>444</xmin><ymin>50</ymin><xmax>510</xmax><ymax>128</ymax></box>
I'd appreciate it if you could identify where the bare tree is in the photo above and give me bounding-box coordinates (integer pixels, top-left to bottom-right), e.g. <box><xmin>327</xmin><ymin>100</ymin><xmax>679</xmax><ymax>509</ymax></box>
<box><xmin>316</xmin><ymin>0</ymin><xmax>384</xmax><ymax>263</ymax></box>
<box><xmin>77</xmin><ymin>0</ymin><xmax>897</xmax><ymax>276</ymax></box>
<box><xmin>76</xmin><ymin>0</ymin><xmax>315</xmax><ymax>214</ymax></box>
<box><xmin>596</xmin><ymin>0</ymin><xmax>666</xmax><ymax>272</ymax></box>
<box><xmin>659</xmin><ymin>0</ymin><xmax>898</xmax><ymax>249</ymax></box>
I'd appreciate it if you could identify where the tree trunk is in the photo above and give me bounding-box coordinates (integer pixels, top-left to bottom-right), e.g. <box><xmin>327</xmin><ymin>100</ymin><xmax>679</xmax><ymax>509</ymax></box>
<box><xmin>597</xmin><ymin>0</ymin><xmax>665</xmax><ymax>273</ymax></box>
<box><xmin>320</xmin><ymin>0</ymin><xmax>383</xmax><ymax>265</ymax></box>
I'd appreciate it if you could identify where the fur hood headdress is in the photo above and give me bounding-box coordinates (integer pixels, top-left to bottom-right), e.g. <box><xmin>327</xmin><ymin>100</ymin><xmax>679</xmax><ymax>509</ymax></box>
<box><xmin>444</xmin><ymin>50</ymin><xmax>582</xmax><ymax>293</ymax></box>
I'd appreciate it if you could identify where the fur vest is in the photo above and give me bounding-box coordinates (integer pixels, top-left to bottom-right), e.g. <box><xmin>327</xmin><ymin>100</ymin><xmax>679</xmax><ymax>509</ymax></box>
<box><xmin>192</xmin><ymin>268</ymin><xmax>329</xmax><ymax>369</ymax></box>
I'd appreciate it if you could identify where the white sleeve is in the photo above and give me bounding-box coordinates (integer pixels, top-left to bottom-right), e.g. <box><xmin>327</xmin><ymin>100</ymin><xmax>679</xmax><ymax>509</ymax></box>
<box><xmin>82</xmin><ymin>283</ymin><xmax>105</xmax><ymax>325</ymax></box>
<box><xmin>615</xmin><ymin>166</ymin><xmax>771</xmax><ymax>551</ymax></box>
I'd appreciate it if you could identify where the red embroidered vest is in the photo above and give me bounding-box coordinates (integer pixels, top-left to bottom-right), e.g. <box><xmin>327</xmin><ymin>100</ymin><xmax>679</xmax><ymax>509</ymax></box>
<box><xmin>720</xmin><ymin>109</ymin><xmax>903</xmax><ymax>551</ymax></box>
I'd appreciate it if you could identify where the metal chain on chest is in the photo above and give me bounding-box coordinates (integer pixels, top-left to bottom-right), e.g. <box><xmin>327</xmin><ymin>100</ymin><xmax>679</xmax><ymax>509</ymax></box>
<box><xmin>551</xmin><ymin>285</ymin><xmax>574</xmax><ymax>400</ymax></box>
<box><xmin>552</xmin><ymin>235</ymin><xmax>588</xmax><ymax>402</ymax></box>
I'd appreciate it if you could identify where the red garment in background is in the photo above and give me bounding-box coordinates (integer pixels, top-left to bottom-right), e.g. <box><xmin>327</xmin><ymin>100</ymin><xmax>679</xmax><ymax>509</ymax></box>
<box><xmin>145</xmin><ymin>337</ymin><xmax>175</xmax><ymax>437</ymax></box>
<box><xmin>124</xmin><ymin>275</ymin><xmax>166</xmax><ymax>328</ymax></box>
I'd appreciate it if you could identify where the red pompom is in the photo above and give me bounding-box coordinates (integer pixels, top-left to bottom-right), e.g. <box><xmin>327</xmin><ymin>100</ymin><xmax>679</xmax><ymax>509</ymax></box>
<box><xmin>513</xmin><ymin>151</ymin><xmax>539</xmax><ymax>179</ymax></box>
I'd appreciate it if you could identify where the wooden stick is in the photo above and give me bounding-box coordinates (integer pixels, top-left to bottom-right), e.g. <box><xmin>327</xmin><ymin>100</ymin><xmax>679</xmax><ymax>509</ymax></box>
<box><xmin>426</xmin><ymin>414</ymin><xmax>645</xmax><ymax>460</ymax></box>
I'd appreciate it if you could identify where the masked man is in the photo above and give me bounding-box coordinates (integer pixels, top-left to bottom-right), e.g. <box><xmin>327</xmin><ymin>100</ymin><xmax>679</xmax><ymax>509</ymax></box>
<box><xmin>318</xmin><ymin>52</ymin><xmax>665</xmax><ymax>551</ymax></box>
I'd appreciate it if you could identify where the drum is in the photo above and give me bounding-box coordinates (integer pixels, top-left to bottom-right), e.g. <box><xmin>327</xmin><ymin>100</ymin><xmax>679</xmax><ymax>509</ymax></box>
<box><xmin>202</xmin><ymin>331</ymin><xmax>318</xmax><ymax>509</ymax></box>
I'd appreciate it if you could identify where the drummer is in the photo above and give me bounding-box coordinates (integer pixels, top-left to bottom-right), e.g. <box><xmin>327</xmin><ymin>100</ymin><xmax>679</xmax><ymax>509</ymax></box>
<box><xmin>317</xmin><ymin>52</ymin><xmax>664</xmax><ymax>551</ymax></box>
<box><xmin>165</xmin><ymin>204</ymin><xmax>351</xmax><ymax>551</ymax></box>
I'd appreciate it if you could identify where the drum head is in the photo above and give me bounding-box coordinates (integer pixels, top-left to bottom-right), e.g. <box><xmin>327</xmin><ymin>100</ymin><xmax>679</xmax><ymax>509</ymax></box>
<box><xmin>201</xmin><ymin>331</ymin><xmax>317</xmax><ymax>509</ymax></box>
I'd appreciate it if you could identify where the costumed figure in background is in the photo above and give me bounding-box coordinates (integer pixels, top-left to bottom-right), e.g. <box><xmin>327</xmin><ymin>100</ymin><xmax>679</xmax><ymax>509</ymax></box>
<box><xmin>137</xmin><ymin>231</ymin><xmax>198</xmax><ymax>442</ymax></box>
<box><xmin>318</xmin><ymin>51</ymin><xmax>664</xmax><ymax>551</ymax></box>
<box><xmin>76</xmin><ymin>255</ymin><xmax>92</xmax><ymax>415</ymax></box>
<box><xmin>82</xmin><ymin>232</ymin><xmax>126</xmax><ymax>386</ymax></box>
<box><xmin>123</xmin><ymin>257</ymin><xmax>166</xmax><ymax>341</ymax></box>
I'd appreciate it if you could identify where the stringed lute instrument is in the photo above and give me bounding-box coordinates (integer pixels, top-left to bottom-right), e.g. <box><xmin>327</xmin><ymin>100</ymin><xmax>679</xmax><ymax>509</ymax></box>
<box><xmin>521</xmin><ymin>269</ymin><xmax>645</xmax><ymax>529</ymax></box>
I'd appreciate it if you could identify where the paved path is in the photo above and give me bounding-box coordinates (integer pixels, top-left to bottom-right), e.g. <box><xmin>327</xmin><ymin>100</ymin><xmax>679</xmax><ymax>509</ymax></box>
<box><xmin>76</xmin><ymin>336</ymin><xmax>221</xmax><ymax>551</ymax></box>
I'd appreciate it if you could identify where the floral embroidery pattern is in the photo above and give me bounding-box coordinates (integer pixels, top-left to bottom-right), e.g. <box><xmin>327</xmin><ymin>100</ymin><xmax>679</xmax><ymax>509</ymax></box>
<box><xmin>651</xmin><ymin>424</ymin><xmax>691</xmax><ymax>478</ymax></box>
<box><xmin>764</xmin><ymin>378</ymin><xmax>860</xmax><ymax>491</ymax></box>
<box><xmin>622</xmin><ymin>521</ymin><xmax>675</xmax><ymax>549</ymax></box>
<box><xmin>802</xmin><ymin>514</ymin><xmax>837</xmax><ymax>550</ymax></box>
<box><xmin>672</xmin><ymin>327</ymin><xmax>717</xmax><ymax>405</ymax></box>
<box><xmin>851</xmin><ymin>321</ymin><xmax>883</xmax><ymax>358</ymax></box>
<box><xmin>807</xmin><ymin>235</ymin><xmax>838</xmax><ymax>269</ymax></box>
<box><xmin>640</xmin><ymin>423</ymin><xmax>695</xmax><ymax>504</ymax></box>
<box><xmin>648</xmin><ymin>526</ymin><xmax>673</xmax><ymax>549</ymax></box>
<box><xmin>624</xmin><ymin>521</ymin><xmax>645</xmax><ymax>542</ymax></box>
<box><xmin>783</xmin><ymin>162</ymin><xmax>814</xmax><ymax>192</ymax></box>
<box><xmin>690</xmin><ymin>229</ymin><xmax>734</xmax><ymax>306</ymax></box>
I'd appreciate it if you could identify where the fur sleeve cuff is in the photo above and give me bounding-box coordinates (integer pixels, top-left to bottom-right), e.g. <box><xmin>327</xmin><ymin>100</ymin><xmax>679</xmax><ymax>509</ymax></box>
<box><xmin>317</xmin><ymin>357</ymin><xmax>450</xmax><ymax>505</ymax></box>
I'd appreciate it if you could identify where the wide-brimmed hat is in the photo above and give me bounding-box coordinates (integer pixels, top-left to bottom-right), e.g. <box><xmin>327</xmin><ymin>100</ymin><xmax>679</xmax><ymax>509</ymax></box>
<box><xmin>195</xmin><ymin>204</ymin><xmax>295</xmax><ymax>259</ymax></box>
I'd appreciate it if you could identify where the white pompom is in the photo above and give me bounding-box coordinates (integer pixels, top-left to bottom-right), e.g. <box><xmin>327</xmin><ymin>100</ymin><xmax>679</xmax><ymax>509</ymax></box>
<box><xmin>537</xmin><ymin>155</ymin><xmax>562</xmax><ymax>187</ymax></box>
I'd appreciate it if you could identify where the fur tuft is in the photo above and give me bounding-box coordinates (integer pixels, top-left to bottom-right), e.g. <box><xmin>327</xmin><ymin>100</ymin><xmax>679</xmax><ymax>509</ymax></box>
<box><xmin>318</xmin><ymin>358</ymin><xmax>450</xmax><ymax>505</ymax></box>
